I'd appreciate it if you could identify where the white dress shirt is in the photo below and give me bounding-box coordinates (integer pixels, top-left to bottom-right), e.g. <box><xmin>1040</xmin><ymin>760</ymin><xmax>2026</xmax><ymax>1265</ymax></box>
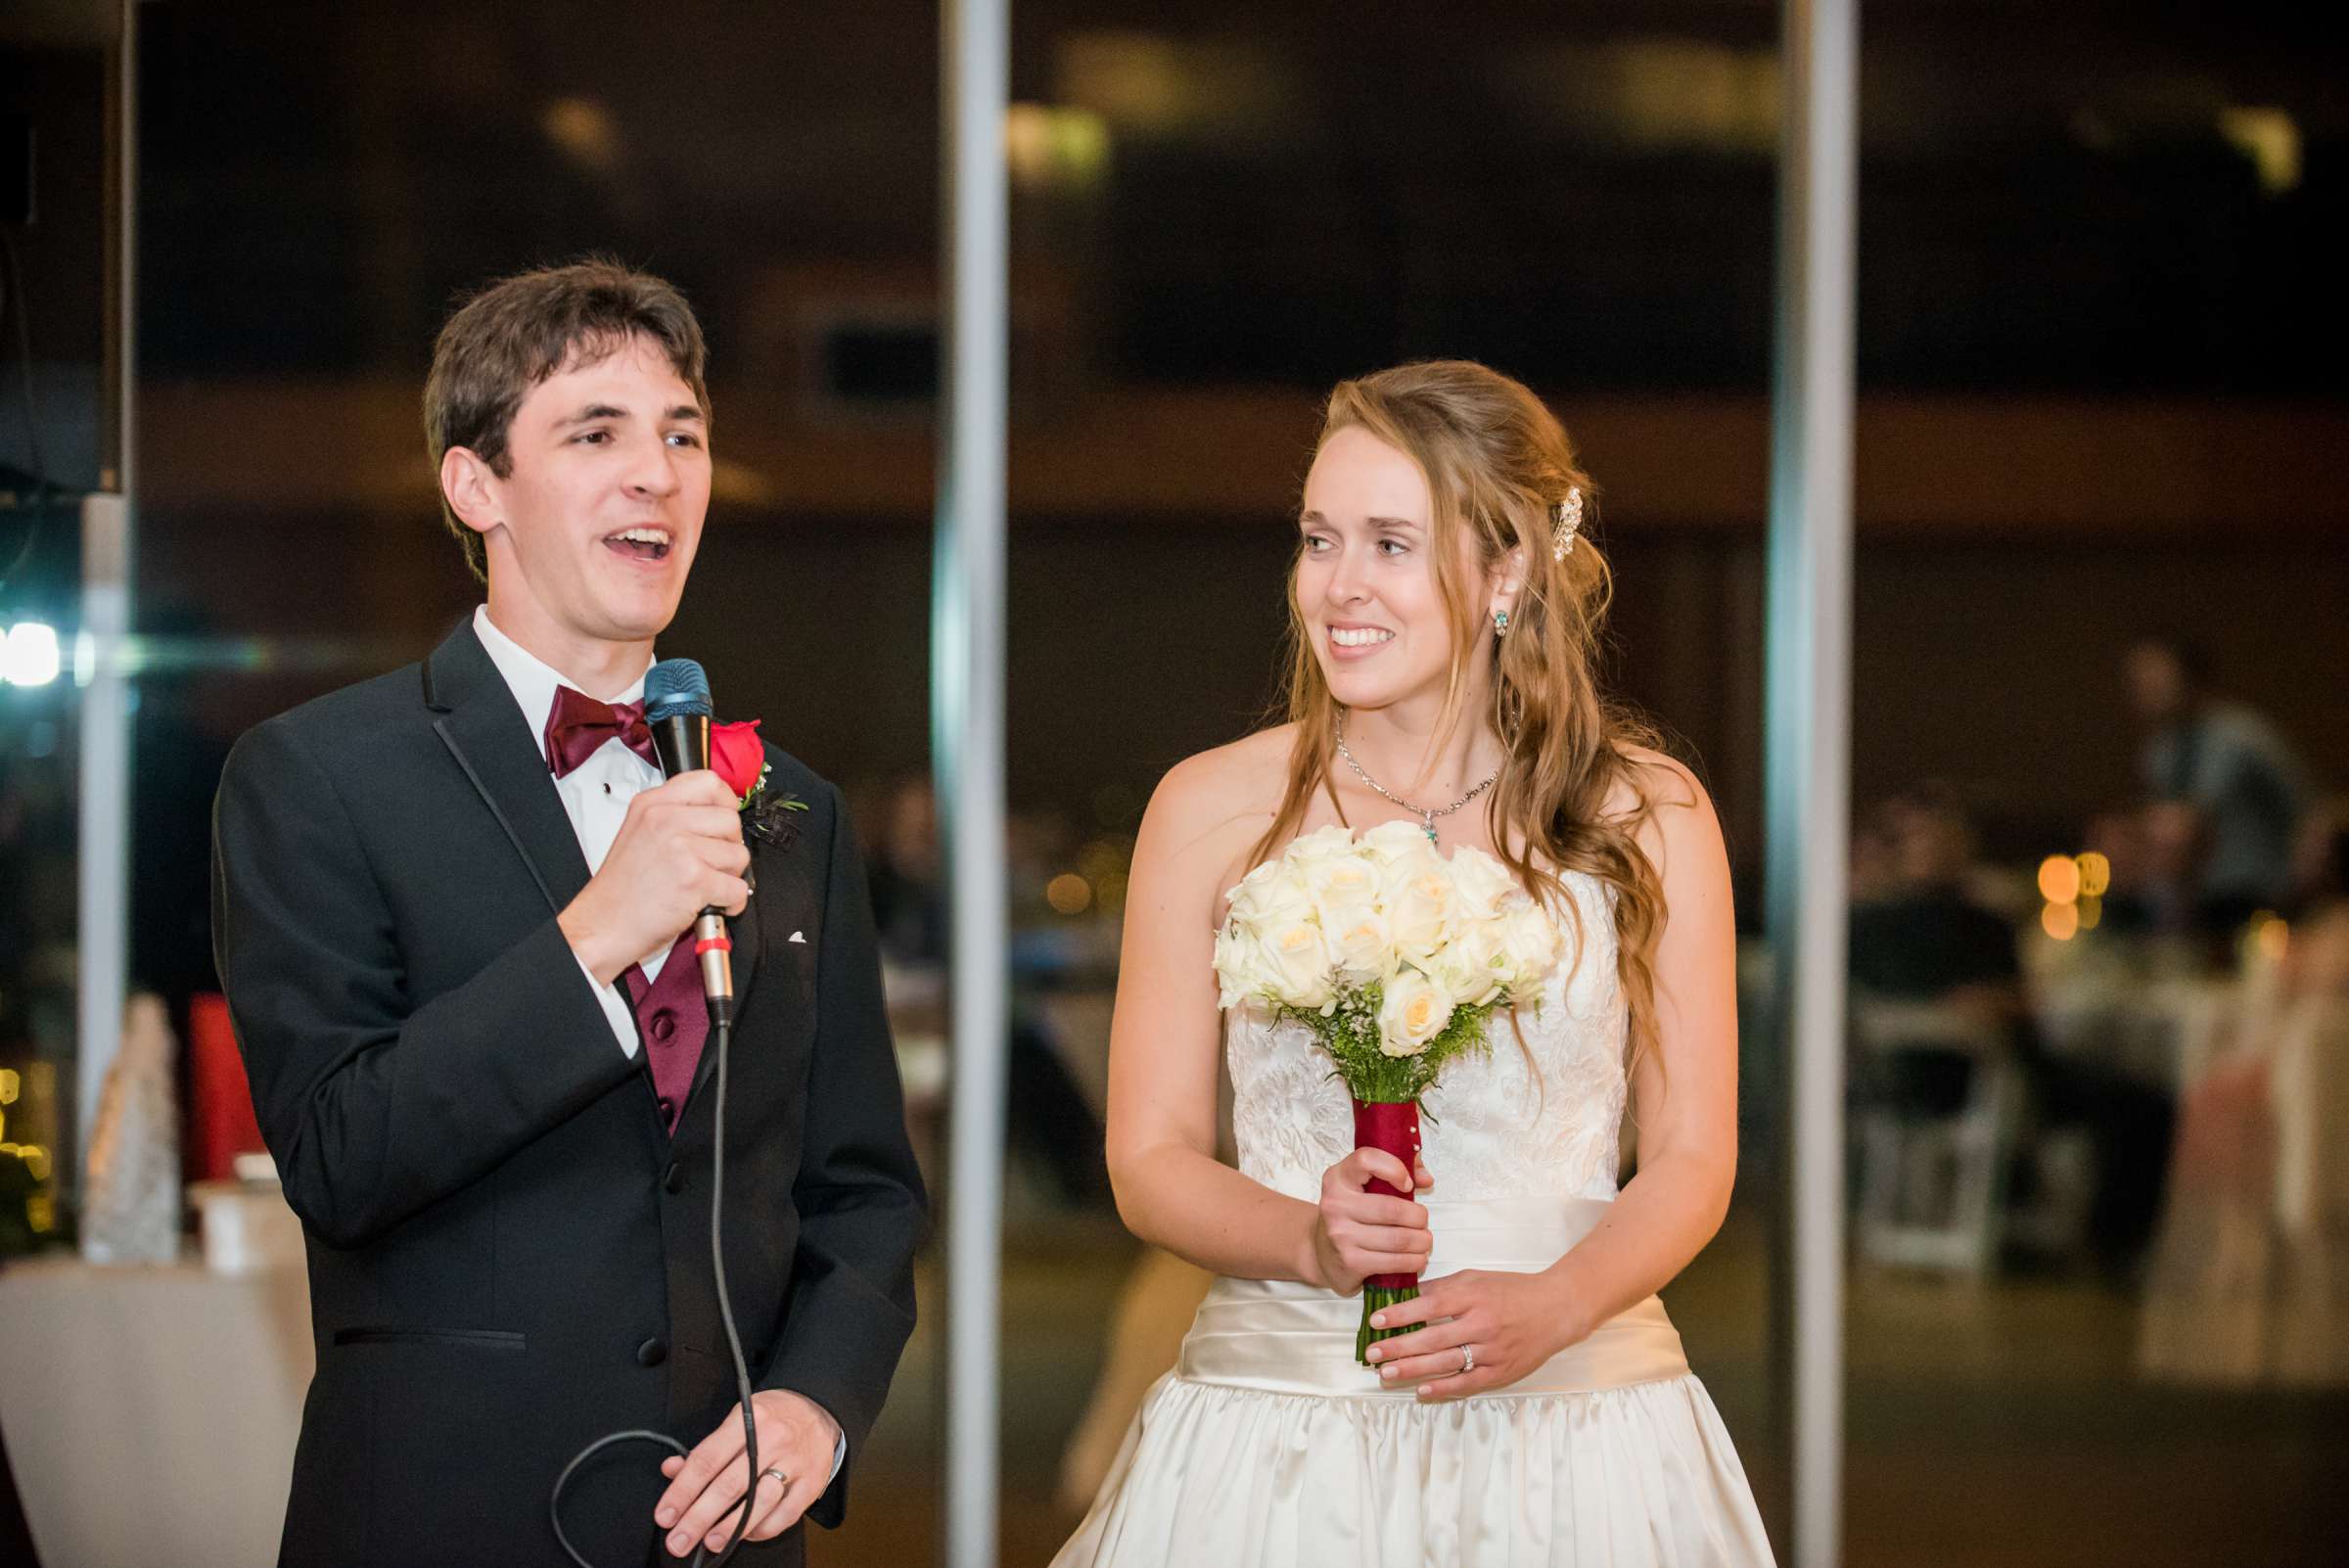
<box><xmin>474</xmin><ymin>607</ymin><xmax>846</xmax><ymax>1486</ymax></box>
<box><xmin>474</xmin><ymin>606</ymin><xmax>668</xmax><ymax>1058</ymax></box>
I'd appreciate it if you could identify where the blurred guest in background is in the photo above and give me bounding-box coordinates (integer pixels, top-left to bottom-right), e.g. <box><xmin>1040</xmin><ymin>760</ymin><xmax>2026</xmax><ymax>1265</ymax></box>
<box><xmin>866</xmin><ymin>774</ymin><xmax>945</xmax><ymax>966</ymax></box>
<box><xmin>1849</xmin><ymin>784</ymin><xmax>2181</xmax><ymax>1275</ymax></box>
<box><xmin>2125</xmin><ymin>633</ymin><xmax>2313</xmax><ymax>938</ymax></box>
<box><xmin>1849</xmin><ymin>783</ymin><xmax>2022</xmax><ymax>1024</ymax></box>
<box><xmin>1844</xmin><ymin>787</ymin><xmax>2035</xmax><ymax>1270</ymax></box>
<box><xmin>863</xmin><ymin>773</ymin><xmax>1111</xmax><ymax>1211</ymax></box>
<box><xmin>2141</xmin><ymin>805</ymin><xmax>2349</xmax><ymax>1387</ymax></box>
<box><xmin>2287</xmin><ymin>797</ymin><xmax>2349</xmax><ymax>919</ymax></box>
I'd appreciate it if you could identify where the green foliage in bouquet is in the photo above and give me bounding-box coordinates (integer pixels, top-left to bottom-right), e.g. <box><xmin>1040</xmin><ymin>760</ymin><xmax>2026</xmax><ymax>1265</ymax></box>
<box><xmin>1277</xmin><ymin>981</ymin><xmax>1504</xmax><ymax>1106</ymax></box>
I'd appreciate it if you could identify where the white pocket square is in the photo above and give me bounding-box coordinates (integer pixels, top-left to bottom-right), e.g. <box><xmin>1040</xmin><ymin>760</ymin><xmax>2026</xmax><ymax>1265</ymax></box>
<box><xmin>788</xmin><ymin>931</ymin><xmax>806</xmax><ymax>945</ymax></box>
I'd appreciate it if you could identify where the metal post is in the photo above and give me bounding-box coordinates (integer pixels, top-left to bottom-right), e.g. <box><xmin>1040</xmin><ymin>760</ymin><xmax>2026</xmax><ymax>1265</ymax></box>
<box><xmin>1766</xmin><ymin>0</ymin><xmax>1857</xmax><ymax>1564</ymax></box>
<box><xmin>935</xmin><ymin>0</ymin><xmax>1009</xmax><ymax>1563</ymax></box>
<box><xmin>75</xmin><ymin>0</ymin><xmax>140</xmax><ymax>1211</ymax></box>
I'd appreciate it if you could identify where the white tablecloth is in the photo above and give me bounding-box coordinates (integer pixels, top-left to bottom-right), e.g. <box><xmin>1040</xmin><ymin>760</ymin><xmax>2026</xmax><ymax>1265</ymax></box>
<box><xmin>0</xmin><ymin>1253</ymin><xmax>312</xmax><ymax>1568</ymax></box>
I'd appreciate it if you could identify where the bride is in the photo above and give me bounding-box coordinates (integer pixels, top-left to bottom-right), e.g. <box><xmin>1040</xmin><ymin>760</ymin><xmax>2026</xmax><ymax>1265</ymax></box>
<box><xmin>1052</xmin><ymin>361</ymin><xmax>1774</xmax><ymax>1567</ymax></box>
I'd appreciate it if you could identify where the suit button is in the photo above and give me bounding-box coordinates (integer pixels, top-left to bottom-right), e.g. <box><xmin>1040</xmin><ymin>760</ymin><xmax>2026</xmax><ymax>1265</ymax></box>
<box><xmin>662</xmin><ymin>1162</ymin><xmax>685</xmax><ymax>1194</ymax></box>
<box><xmin>651</xmin><ymin>1009</ymin><xmax>675</xmax><ymax>1043</ymax></box>
<box><xmin>637</xmin><ymin>1337</ymin><xmax>668</xmax><ymax>1367</ymax></box>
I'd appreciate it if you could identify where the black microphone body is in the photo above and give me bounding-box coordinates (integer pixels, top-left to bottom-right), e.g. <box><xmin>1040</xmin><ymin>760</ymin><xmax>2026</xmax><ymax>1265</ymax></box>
<box><xmin>645</xmin><ymin>663</ymin><xmax>736</xmax><ymax>1026</ymax></box>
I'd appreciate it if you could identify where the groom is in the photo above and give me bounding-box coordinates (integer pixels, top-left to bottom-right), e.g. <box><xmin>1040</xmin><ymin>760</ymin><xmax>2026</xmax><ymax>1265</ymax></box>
<box><xmin>211</xmin><ymin>260</ymin><xmax>926</xmax><ymax>1566</ymax></box>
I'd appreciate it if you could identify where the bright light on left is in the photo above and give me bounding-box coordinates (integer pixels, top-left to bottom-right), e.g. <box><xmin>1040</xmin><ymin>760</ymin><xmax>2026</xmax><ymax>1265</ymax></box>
<box><xmin>1</xmin><ymin>622</ymin><xmax>63</xmax><ymax>686</ymax></box>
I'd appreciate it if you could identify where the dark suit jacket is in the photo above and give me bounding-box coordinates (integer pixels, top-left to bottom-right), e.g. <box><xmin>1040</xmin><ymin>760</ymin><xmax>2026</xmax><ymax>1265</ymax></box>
<box><xmin>211</xmin><ymin>621</ymin><xmax>926</xmax><ymax>1568</ymax></box>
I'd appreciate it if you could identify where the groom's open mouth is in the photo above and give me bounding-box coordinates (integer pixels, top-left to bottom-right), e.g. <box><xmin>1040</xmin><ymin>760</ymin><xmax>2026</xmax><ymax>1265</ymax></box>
<box><xmin>602</xmin><ymin>526</ymin><xmax>673</xmax><ymax>564</ymax></box>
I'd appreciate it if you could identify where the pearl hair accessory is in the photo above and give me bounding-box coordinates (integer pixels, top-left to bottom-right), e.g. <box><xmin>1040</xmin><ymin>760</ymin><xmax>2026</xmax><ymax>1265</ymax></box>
<box><xmin>1551</xmin><ymin>486</ymin><xmax>1585</xmax><ymax>561</ymax></box>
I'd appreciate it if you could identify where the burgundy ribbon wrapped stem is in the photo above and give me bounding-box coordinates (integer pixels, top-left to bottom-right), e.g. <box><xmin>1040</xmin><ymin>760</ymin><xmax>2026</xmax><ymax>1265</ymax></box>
<box><xmin>1351</xmin><ymin>1096</ymin><xmax>1424</xmax><ymax>1362</ymax></box>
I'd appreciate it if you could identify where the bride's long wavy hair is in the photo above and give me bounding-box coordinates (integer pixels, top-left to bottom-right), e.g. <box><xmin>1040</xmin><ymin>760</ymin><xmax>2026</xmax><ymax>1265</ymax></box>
<box><xmin>1249</xmin><ymin>360</ymin><xmax>1669</xmax><ymax>1074</ymax></box>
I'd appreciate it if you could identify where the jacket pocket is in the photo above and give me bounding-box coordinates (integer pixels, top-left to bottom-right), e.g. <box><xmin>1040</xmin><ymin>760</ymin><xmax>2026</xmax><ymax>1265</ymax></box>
<box><xmin>331</xmin><ymin>1326</ymin><xmax>527</xmax><ymax>1349</ymax></box>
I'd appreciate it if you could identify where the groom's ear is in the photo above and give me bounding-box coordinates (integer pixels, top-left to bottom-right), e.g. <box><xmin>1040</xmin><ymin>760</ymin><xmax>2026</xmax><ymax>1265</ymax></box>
<box><xmin>440</xmin><ymin>446</ymin><xmax>503</xmax><ymax>539</ymax></box>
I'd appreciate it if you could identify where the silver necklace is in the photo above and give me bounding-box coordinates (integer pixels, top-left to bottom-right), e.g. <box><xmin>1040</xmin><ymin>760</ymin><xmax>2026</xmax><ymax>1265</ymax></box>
<box><xmin>1332</xmin><ymin>713</ymin><xmax>1498</xmax><ymax>845</ymax></box>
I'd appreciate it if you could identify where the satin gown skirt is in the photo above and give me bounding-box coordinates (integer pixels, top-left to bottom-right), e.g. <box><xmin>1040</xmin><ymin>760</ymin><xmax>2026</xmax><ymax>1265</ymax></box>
<box><xmin>1052</xmin><ymin>1196</ymin><xmax>1775</xmax><ymax>1568</ymax></box>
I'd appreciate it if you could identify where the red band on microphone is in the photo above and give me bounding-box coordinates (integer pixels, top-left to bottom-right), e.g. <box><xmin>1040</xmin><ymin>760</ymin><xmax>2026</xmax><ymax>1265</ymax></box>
<box><xmin>695</xmin><ymin>937</ymin><xmax>733</xmax><ymax>955</ymax></box>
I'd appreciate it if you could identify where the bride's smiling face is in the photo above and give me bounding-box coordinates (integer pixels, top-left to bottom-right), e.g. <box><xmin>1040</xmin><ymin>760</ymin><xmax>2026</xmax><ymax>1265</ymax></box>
<box><xmin>1296</xmin><ymin>426</ymin><xmax>1484</xmax><ymax>712</ymax></box>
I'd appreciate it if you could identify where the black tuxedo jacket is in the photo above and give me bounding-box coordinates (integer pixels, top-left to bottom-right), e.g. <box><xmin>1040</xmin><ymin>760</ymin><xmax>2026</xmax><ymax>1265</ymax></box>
<box><xmin>211</xmin><ymin>621</ymin><xmax>926</xmax><ymax>1568</ymax></box>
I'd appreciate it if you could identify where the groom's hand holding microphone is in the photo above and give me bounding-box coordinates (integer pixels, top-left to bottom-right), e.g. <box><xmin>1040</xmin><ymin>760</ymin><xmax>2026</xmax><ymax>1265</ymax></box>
<box><xmin>558</xmin><ymin>771</ymin><xmax>751</xmax><ymax>986</ymax></box>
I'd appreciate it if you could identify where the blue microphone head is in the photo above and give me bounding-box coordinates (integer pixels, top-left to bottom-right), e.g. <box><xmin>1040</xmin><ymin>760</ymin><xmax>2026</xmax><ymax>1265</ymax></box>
<box><xmin>643</xmin><ymin>658</ymin><xmax>713</xmax><ymax>722</ymax></box>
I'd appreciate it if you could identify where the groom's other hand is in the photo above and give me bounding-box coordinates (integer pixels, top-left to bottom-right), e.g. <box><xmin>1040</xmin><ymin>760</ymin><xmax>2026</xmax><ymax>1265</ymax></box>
<box><xmin>558</xmin><ymin>770</ymin><xmax>751</xmax><ymax>985</ymax></box>
<box><xmin>654</xmin><ymin>1390</ymin><xmax>842</xmax><ymax>1557</ymax></box>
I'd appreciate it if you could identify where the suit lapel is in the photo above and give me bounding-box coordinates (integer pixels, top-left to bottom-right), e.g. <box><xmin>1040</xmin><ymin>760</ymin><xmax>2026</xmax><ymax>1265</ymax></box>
<box><xmin>728</xmin><ymin>854</ymin><xmax>765</xmax><ymax>1037</ymax></box>
<box><xmin>423</xmin><ymin>622</ymin><xmax>594</xmax><ymax>918</ymax></box>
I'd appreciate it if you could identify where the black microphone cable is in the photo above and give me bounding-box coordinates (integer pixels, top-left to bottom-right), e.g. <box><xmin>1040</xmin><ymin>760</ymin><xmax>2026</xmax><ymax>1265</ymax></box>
<box><xmin>551</xmin><ymin>658</ymin><xmax>761</xmax><ymax>1568</ymax></box>
<box><xmin>550</xmin><ymin>1007</ymin><xmax>759</xmax><ymax>1568</ymax></box>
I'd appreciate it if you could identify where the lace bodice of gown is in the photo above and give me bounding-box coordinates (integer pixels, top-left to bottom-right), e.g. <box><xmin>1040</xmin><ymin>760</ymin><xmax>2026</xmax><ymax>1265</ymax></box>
<box><xmin>1225</xmin><ymin>869</ymin><xmax>1629</xmax><ymax>1205</ymax></box>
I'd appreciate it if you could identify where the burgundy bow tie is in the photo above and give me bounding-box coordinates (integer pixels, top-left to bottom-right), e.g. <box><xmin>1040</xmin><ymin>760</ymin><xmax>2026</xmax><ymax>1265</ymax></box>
<box><xmin>544</xmin><ymin>684</ymin><xmax>658</xmax><ymax>778</ymax></box>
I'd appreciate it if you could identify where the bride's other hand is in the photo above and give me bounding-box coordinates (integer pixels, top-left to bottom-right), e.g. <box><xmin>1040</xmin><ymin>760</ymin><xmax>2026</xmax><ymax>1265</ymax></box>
<box><xmin>1360</xmin><ymin>1268</ymin><xmax>1587</xmax><ymax>1399</ymax></box>
<box><xmin>1307</xmin><ymin>1148</ymin><xmax>1437</xmax><ymax>1294</ymax></box>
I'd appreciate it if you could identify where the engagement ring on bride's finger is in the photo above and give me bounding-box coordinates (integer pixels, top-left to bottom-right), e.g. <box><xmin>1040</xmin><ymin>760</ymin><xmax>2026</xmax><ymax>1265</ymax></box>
<box><xmin>1460</xmin><ymin>1344</ymin><xmax>1475</xmax><ymax>1373</ymax></box>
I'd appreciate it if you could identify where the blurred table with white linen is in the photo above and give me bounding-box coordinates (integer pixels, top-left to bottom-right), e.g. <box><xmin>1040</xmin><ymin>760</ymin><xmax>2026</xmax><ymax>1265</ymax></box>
<box><xmin>0</xmin><ymin>1240</ymin><xmax>312</xmax><ymax>1568</ymax></box>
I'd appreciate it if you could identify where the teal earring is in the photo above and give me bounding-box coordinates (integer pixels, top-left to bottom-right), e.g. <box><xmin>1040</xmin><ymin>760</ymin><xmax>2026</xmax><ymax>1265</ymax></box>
<box><xmin>1493</xmin><ymin>609</ymin><xmax>1510</xmax><ymax>638</ymax></box>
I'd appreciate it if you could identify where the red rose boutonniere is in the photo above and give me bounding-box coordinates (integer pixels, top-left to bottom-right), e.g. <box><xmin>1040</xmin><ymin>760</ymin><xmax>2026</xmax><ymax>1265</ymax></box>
<box><xmin>710</xmin><ymin>718</ymin><xmax>808</xmax><ymax>847</ymax></box>
<box><xmin>710</xmin><ymin>720</ymin><xmax>769</xmax><ymax>806</ymax></box>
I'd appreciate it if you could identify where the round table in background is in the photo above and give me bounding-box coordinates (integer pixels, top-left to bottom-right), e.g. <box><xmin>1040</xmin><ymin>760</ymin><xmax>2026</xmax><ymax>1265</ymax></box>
<box><xmin>0</xmin><ymin>1251</ymin><xmax>312</xmax><ymax>1568</ymax></box>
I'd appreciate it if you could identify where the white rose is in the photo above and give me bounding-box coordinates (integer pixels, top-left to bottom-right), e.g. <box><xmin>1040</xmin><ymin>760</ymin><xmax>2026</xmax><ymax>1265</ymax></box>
<box><xmin>1302</xmin><ymin>849</ymin><xmax>1380</xmax><ymax>920</ymax></box>
<box><xmin>1446</xmin><ymin>847</ymin><xmax>1517</xmax><ymax>922</ymax></box>
<box><xmin>1228</xmin><ymin>859</ymin><xmax>1314</xmax><ymax>934</ymax></box>
<box><xmin>1359</xmin><ymin>818</ymin><xmax>1435</xmax><ymax>867</ymax></box>
<box><xmin>1282</xmin><ymin>823</ymin><xmax>1359</xmax><ymax>877</ymax></box>
<box><xmin>1496</xmin><ymin>897</ymin><xmax>1563</xmax><ymax>993</ymax></box>
<box><xmin>1223</xmin><ymin>855</ymin><xmax>1280</xmax><ymax>909</ymax></box>
<box><xmin>1428</xmin><ymin>916</ymin><xmax>1511</xmax><ymax>1007</ymax></box>
<box><xmin>1321</xmin><ymin>899</ymin><xmax>1396</xmax><ymax>983</ymax></box>
<box><xmin>1213</xmin><ymin>921</ymin><xmax>1263</xmax><ymax>1010</ymax></box>
<box><xmin>1377</xmin><ymin>967</ymin><xmax>1457</xmax><ymax>1057</ymax></box>
<box><xmin>1259</xmin><ymin>916</ymin><xmax>1337</xmax><ymax>1012</ymax></box>
<box><xmin>1385</xmin><ymin>862</ymin><xmax>1457</xmax><ymax>966</ymax></box>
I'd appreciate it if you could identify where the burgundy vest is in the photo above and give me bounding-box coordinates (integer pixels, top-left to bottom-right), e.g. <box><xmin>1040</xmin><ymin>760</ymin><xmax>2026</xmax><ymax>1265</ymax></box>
<box><xmin>620</xmin><ymin>932</ymin><xmax>708</xmax><ymax>1133</ymax></box>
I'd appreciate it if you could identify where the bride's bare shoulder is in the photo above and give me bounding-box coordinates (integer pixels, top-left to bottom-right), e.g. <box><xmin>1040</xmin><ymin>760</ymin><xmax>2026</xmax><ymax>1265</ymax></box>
<box><xmin>1604</xmin><ymin>742</ymin><xmax>1707</xmax><ymax>820</ymax></box>
<box><xmin>1603</xmin><ymin>742</ymin><xmax>1726</xmax><ymax>878</ymax></box>
<box><xmin>1137</xmin><ymin>724</ymin><xmax>1298</xmax><ymax>867</ymax></box>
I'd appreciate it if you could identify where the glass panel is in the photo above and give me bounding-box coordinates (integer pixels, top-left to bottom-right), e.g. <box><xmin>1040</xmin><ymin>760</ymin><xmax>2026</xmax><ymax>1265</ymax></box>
<box><xmin>2</xmin><ymin>26</ymin><xmax>106</xmax><ymax>1259</ymax></box>
<box><xmin>1002</xmin><ymin>8</ymin><xmax>1786</xmax><ymax>1561</ymax></box>
<box><xmin>1838</xmin><ymin>9</ymin><xmax>2348</xmax><ymax>1562</ymax></box>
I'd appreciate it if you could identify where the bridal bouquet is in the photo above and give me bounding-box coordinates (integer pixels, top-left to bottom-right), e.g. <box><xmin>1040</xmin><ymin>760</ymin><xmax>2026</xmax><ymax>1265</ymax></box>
<box><xmin>1213</xmin><ymin>821</ymin><xmax>1563</xmax><ymax>1361</ymax></box>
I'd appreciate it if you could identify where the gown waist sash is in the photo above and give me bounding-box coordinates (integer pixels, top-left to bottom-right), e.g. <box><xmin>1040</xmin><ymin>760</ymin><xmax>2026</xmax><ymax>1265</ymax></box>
<box><xmin>1175</xmin><ymin>1194</ymin><xmax>1689</xmax><ymax>1398</ymax></box>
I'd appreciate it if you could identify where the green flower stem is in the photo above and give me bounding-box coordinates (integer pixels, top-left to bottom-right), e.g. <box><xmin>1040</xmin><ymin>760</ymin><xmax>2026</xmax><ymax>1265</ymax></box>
<box><xmin>1358</xmin><ymin>1282</ymin><xmax>1420</xmax><ymax>1364</ymax></box>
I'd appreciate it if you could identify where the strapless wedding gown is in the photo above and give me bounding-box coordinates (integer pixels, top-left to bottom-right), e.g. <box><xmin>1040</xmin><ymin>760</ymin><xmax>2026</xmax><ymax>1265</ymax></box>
<box><xmin>1053</xmin><ymin>873</ymin><xmax>1775</xmax><ymax>1567</ymax></box>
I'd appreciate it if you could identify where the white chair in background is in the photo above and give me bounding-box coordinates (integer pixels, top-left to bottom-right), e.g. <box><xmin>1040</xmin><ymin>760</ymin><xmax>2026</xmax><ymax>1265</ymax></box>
<box><xmin>1851</xmin><ymin>995</ymin><xmax>2019</xmax><ymax>1275</ymax></box>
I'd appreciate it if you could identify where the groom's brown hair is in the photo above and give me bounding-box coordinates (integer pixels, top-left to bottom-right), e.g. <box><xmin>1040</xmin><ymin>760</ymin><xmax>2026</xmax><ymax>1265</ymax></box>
<box><xmin>424</xmin><ymin>257</ymin><xmax>711</xmax><ymax>582</ymax></box>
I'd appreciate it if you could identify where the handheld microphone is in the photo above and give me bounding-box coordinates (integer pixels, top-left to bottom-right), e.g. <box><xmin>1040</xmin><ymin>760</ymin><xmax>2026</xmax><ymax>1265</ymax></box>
<box><xmin>644</xmin><ymin>658</ymin><xmax>735</xmax><ymax>1027</ymax></box>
